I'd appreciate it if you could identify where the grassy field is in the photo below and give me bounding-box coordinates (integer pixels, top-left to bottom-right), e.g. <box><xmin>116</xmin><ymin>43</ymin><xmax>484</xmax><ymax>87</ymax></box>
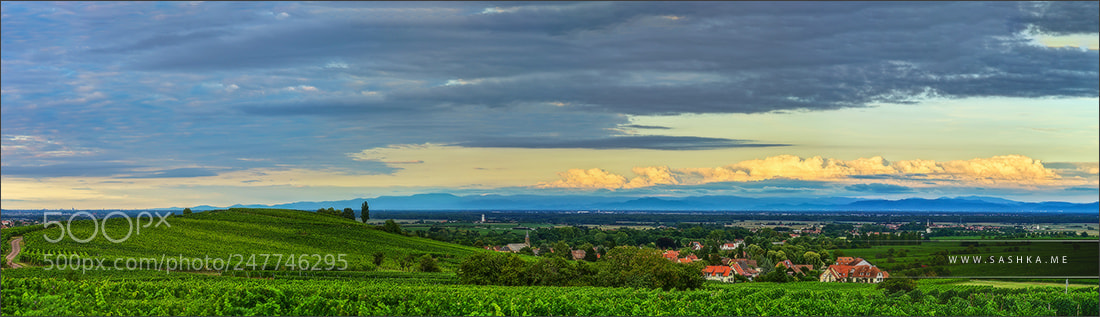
<box><xmin>16</xmin><ymin>208</ymin><xmax>491</xmax><ymax>271</ymax></box>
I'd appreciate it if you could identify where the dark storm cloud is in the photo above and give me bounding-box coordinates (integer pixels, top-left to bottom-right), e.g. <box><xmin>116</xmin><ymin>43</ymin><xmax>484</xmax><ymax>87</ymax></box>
<box><xmin>456</xmin><ymin>135</ymin><xmax>789</xmax><ymax>150</ymax></box>
<box><xmin>2</xmin><ymin>1</ymin><xmax>1097</xmax><ymax>179</ymax></box>
<box><xmin>1013</xmin><ymin>1</ymin><xmax>1100</xmax><ymax>35</ymax></box>
<box><xmin>106</xmin><ymin>2</ymin><xmax>1097</xmax><ymax>115</ymax></box>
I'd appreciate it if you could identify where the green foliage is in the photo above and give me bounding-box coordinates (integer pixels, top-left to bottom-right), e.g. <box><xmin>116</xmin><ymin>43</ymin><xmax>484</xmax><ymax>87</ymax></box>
<box><xmin>383</xmin><ymin>219</ymin><xmax>403</xmax><ymax>235</ymax></box>
<box><xmin>4</xmin><ymin>270</ymin><xmax>1096</xmax><ymax>316</ymax></box>
<box><xmin>182</xmin><ymin>208</ymin><xmax>192</xmax><ymax>215</ymax></box>
<box><xmin>459</xmin><ymin>246</ymin><xmax>703</xmax><ymax>290</ymax></box>
<box><xmin>757</xmin><ymin>264</ymin><xmax>796</xmax><ymax>283</ymax></box>
<box><xmin>879</xmin><ymin>277</ymin><xmax>918</xmax><ymax>294</ymax></box>
<box><xmin>418</xmin><ymin>255</ymin><xmax>440</xmax><ymax>272</ymax></box>
<box><xmin>372</xmin><ymin>252</ymin><xmax>385</xmax><ymax>267</ymax></box>
<box><xmin>20</xmin><ymin>208</ymin><xmax>487</xmax><ymax>271</ymax></box>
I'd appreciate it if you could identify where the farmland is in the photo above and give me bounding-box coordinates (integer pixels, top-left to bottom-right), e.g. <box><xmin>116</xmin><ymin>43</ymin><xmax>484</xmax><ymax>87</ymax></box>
<box><xmin>15</xmin><ymin>208</ymin><xmax>489</xmax><ymax>271</ymax></box>
<box><xmin>3</xmin><ymin>268</ymin><xmax>1097</xmax><ymax>316</ymax></box>
<box><xmin>3</xmin><ymin>208</ymin><xmax>1097</xmax><ymax>316</ymax></box>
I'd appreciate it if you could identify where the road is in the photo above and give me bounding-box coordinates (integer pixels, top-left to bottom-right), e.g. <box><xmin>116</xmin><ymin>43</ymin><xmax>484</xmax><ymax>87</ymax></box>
<box><xmin>5</xmin><ymin>236</ymin><xmax>24</xmax><ymax>268</ymax></box>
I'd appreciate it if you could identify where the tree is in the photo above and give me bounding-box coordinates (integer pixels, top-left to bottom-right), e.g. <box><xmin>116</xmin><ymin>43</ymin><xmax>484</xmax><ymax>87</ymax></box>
<box><xmin>418</xmin><ymin>254</ymin><xmax>441</xmax><ymax>272</ymax></box>
<box><xmin>183</xmin><ymin>208</ymin><xmax>192</xmax><ymax>215</ymax></box>
<box><xmin>341</xmin><ymin>208</ymin><xmax>355</xmax><ymax>220</ymax></box>
<box><xmin>361</xmin><ymin>201</ymin><xmax>370</xmax><ymax>223</ymax></box>
<box><xmin>518</xmin><ymin>246</ymin><xmax>535</xmax><ymax>255</ymax></box>
<box><xmin>758</xmin><ymin>263</ymin><xmax>795</xmax><ymax>283</ymax></box>
<box><xmin>372</xmin><ymin>252</ymin><xmax>385</xmax><ymax>267</ymax></box>
<box><xmin>552</xmin><ymin>241</ymin><xmax>571</xmax><ymax>259</ymax></box>
<box><xmin>458</xmin><ymin>252</ymin><xmax>509</xmax><ymax>285</ymax></box>
<box><xmin>804</xmin><ymin>251</ymin><xmax>823</xmax><ymax>268</ymax></box>
<box><xmin>655</xmin><ymin>237</ymin><xmax>678</xmax><ymax>249</ymax></box>
<box><xmin>383</xmin><ymin>219</ymin><xmax>402</xmax><ymax>234</ymax></box>
<box><xmin>878</xmin><ymin>277</ymin><xmax>917</xmax><ymax>294</ymax></box>
<box><xmin>584</xmin><ymin>247</ymin><xmax>598</xmax><ymax>262</ymax></box>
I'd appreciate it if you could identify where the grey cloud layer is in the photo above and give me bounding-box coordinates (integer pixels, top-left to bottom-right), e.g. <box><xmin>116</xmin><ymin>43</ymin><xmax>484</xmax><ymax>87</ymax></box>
<box><xmin>1</xmin><ymin>1</ymin><xmax>1097</xmax><ymax>178</ymax></box>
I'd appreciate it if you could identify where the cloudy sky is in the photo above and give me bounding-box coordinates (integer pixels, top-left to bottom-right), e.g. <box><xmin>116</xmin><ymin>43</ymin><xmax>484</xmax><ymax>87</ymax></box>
<box><xmin>2</xmin><ymin>1</ymin><xmax>1097</xmax><ymax>209</ymax></box>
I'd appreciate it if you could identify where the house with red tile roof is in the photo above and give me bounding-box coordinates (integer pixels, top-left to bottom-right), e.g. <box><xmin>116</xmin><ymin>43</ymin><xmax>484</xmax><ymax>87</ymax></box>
<box><xmin>720</xmin><ymin>239</ymin><xmax>743</xmax><ymax>250</ymax></box>
<box><xmin>730</xmin><ymin>258</ymin><xmax>757</xmax><ymax>267</ymax></box>
<box><xmin>730</xmin><ymin>261</ymin><xmax>758</xmax><ymax>281</ymax></box>
<box><xmin>684</xmin><ymin>254</ymin><xmax>700</xmax><ymax>262</ymax></box>
<box><xmin>777</xmin><ymin>259</ymin><xmax>795</xmax><ymax>269</ymax></box>
<box><xmin>834</xmin><ymin>257</ymin><xmax>872</xmax><ymax>267</ymax></box>
<box><xmin>819</xmin><ymin>257</ymin><xmax>888</xmax><ymax>283</ymax></box>
<box><xmin>789</xmin><ymin>264</ymin><xmax>816</xmax><ymax>276</ymax></box>
<box><xmin>702</xmin><ymin>265</ymin><xmax>734</xmax><ymax>282</ymax></box>
<box><xmin>663</xmin><ymin>250</ymin><xmax>680</xmax><ymax>261</ymax></box>
<box><xmin>571</xmin><ymin>249</ymin><xmax>586</xmax><ymax>261</ymax></box>
<box><xmin>690</xmin><ymin>241</ymin><xmax>704</xmax><ymax>250</ymax></box>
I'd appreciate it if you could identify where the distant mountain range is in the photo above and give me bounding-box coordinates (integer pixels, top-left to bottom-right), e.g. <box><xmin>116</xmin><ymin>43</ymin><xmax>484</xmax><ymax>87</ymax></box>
<box><xmin>169</xmin><ymin>194</ymin><xmax>1099</xmax><ymax>213</ymax></box>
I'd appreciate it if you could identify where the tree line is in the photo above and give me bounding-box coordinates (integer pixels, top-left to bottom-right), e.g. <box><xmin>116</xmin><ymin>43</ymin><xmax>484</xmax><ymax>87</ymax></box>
<box><xmin>314</xmin><ymin>201</ymin><xmax>371</xmax><ymax>222</ymax></box>
<box><xmin>458</xmin><ymin>246</ymin><xmax>704</xmax><ymax>290</ymax></box>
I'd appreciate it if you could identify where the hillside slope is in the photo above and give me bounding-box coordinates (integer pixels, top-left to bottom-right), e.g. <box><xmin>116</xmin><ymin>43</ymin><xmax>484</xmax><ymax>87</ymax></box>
<box><xmin>20</xmin><ymin>208</ymin><xmax>488</xmax><ymax>271</ymax></box>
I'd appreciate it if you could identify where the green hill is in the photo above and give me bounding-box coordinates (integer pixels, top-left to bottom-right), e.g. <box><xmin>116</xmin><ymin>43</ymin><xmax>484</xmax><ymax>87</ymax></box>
<box><xmin>19</xmin><ymin>208</ymin><xmax>490</xmax><ymax>271</ymax></box>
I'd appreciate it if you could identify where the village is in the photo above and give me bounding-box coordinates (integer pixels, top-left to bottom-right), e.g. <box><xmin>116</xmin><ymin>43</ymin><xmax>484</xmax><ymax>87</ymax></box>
<box><xmin>484</xmin><ymin>232</ymin><xmax>889</xmax><ymax>284</ymax></box>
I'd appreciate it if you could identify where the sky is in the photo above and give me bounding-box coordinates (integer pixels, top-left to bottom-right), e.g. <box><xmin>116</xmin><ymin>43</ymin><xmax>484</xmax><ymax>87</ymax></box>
<box><xmin>2</xmin><ymin>1</ymin><xmax>1098</xmax><ymax>209</ymax></box>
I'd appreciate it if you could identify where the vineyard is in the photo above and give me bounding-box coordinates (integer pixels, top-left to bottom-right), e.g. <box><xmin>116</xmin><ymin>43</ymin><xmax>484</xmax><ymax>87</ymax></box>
<box><xmin>2</xmin><ymin>268</ymin><xmax>1097</xmax><ymax>316</ymax></box>
<box><xmin>4</xmin><ymin>208</ymin><xmax>1098</xmax><ymax>316</ymax></box>
<box><xmin>15</xmin><ymin>208</ymin><xmax>490</xmax><ymax>271</ymax></box>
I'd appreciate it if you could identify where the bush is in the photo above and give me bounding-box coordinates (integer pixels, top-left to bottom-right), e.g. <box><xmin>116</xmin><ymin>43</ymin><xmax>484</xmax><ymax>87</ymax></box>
<box><xmin>372</xmin><ymin>252</ymin><xmax>385</xmax><ymax>267</ymax></box>
<box><xmin>879</xmin><ymin>278</ymin><xmax>917</xmax><ymax>295</ymax></box>
<box><xmin>418</xmin><ymin>255</ymin><xmax>440</xmax><ymax>272</ymax></box>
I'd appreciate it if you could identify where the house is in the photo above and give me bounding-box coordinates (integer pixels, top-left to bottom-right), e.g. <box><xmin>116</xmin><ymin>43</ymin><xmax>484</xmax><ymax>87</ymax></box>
<box><xmin>720</xmin><ymin>239</ymin><xmax>743</xmax><ymax>250</ymax></box>
<box><xmin>504</xmin><ymin>243</ymin><xmax>529</xmax><ymax>252</ymax></box>
<box><xmin>571</xmin><ymin>249</ymin><xmax>587</xmax><ymax>261</ymax></box>
<box><xmin>690</xmin><ymin>241</ymin><xmax>704</xmax><ymax>250</ymax></box>
<box><xmin>819</xmin><ymin>257</ymin><xmax>888</xmax><ymax>283</ymax></box>
<box><xmin>730</xmin><ymin>258</ymin><xmax>757</xmax><ymax>267</ymax></box>
<box><xmin>771</xmin><ymin>240</ymin><xmax>786</xmax><ymax>245</ymax></box>
<box><xmin>684</xmin><ymin>254</ymin><xmax>700</xmax><ymax>262</ymax></box>
<box><xmin>820</xmin><ymin>265</ymin><xmax>888</xmax><ymax>283</ymax></box>
<box><xmin>789</xmin><ymin>264</ymin><xmax>815</xmax><ymax>276</ymax></box>
<box><xmin>702</xmin><ymin>265</ymin><xmax>734</xmax><ymax>282</ymax></box>
<box><xmin>774</xmin><ymin>259</ymin><xmax>815</xmax><ymax>276</ymax></box>
<box><xmin>834</xmin><ymin>257</ymin><xmax>872</xmax><ymax>267</ymax></box>
<box><xmin>730</xmin><ymin>261</ymin><xmax>758</xmax><ymax>280</ymax></box>
<box><xmin>678</xmin><ymin>258</ymin><xmax>694</xmax><ymax>264</ymax></box>
<box><xmin>663</xmin><ymin>250</ymin><xmax>680</xmax><ymax>261</ymax></box>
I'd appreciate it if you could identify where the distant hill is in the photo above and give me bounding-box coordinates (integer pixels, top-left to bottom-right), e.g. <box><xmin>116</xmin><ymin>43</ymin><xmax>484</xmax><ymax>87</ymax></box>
<box><xmin>175</xmin><ymin>194</ymin><xmax>1099</xmax><ymax>213</ymax></box>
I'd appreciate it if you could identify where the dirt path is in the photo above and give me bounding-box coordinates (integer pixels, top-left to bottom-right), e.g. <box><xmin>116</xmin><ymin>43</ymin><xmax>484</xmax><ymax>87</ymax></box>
<box><xmin>5</xmin><ymin>236</ymin><xmax>24</xmax><ymax>268</ymax></box>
